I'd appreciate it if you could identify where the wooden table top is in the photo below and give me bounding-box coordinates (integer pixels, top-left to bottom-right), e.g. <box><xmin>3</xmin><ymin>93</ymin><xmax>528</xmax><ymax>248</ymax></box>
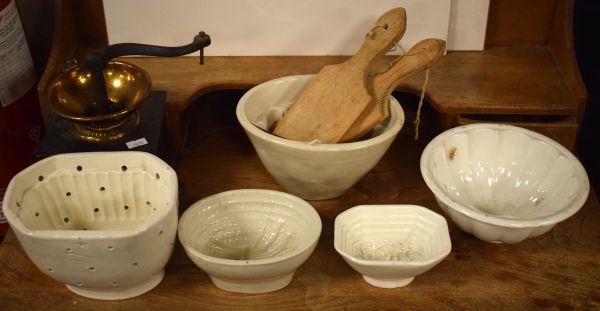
<box><xmin>123</xmin><ymin>45</ymin><xmax>578</xmax><ymax>117</ymax></box>
<box><xmin>1</xmin><ymin>93</ymin><xmax>598</xmax><ymax>310</ymax></box>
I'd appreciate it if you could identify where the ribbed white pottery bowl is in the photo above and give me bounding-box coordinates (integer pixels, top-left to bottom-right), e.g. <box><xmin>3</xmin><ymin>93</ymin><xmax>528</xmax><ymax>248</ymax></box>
<box><xmin>2</xmin><ymin>152</ymin><xmax>178</xmax><ymax>300</ymax></box>
<box><xmin>420</xmin><ymin>124</ymin><xmax>590</xmax><ymax>243</ymax></box>
<box><xmin>236</xmin><ymin>75</ymin><xmax>404</xmax><ymax>200</ymax></box>
<box><xmin>334</xmin><ymin>205</ymin><xmax>451</xmax><ymax>288</ymax></box>
<box><xmin>178</xmin><ymin>189</ymin><xmax>322</xmax><ymax>294</ymax></box>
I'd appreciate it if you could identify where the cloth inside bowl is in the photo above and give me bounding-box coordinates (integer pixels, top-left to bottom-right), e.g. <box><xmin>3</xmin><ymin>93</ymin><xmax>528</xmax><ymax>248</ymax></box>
<box><xmin>250</xmin><ymin>100</ymin><xmax>389</xmax><ymax>144</ymax></box>
<box><xmin>250</xmin><ymin>100</ymin><xmax>324</xmax><ymax>145</ymax></box>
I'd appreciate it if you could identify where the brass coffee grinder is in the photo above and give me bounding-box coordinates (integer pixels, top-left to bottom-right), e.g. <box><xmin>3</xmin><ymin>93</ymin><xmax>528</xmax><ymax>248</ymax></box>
<box><xmin>38</xmin><ymin>32</ymin><xmax>211</xmax><ymax>165</ymax></box>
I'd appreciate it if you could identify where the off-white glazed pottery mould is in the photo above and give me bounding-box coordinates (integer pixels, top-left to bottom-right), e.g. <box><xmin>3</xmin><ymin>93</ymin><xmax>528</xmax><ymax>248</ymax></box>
<box><xmin>420</xmin><ymin>123</ymin><xmax>590</xmax><ymax>243</ymax></box>
<box><xmin>334</xmin><ymin>205</ymin><xmax>451</xmax><ymax>288</ymax></box>
<box><xmin>178</xmin><ymin>189</ymin><xmax>322</xmax><ymax>294</ymax></box>
<box><xmin>2</xmin><ymin>152</ymin><xmax>178</xmax><ymax>300</ymax></box>
<box><xmin>236</xmin><ymin>75</ymin><xmax>405</xmax><ymax>200</ymax></box>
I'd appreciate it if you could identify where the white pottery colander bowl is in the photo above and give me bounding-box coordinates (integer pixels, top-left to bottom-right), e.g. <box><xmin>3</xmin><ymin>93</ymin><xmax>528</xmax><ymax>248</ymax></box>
<box><xmin>178</xmin><ymin>189</ymin><xmax>322</xmax><ymax>294</ymax></box>
<box><xmin>2</xmin><ymin>152</ymin><xmax>178</xmax><ymax>300</ymax></box>
<box><xmin>420</xmin><ymin>124</ymin><xmax>590</xmax><ymax>243</ymax></box>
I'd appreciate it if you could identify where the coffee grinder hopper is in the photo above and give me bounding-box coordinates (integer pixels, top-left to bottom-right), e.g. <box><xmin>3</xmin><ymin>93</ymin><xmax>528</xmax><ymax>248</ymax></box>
<box><xmin>47</xmin><ymin>32</ymin><xmax>211</xmax><ymax>142</ymax></box>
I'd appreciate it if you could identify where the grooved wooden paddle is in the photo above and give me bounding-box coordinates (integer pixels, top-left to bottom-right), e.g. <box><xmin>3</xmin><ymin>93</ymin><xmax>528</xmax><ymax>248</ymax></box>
<box><xmin>273</xmin><ymin>8</ymin><xmax>407</xmax><ymax>143</ymax></box>
<box><xmin>340</xmin><ymin>38</ymin><xmax>447</xmax><ymax>142</ymax></box>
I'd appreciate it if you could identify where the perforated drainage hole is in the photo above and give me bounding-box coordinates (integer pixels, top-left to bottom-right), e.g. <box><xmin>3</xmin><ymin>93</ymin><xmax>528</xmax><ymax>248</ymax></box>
<box><xmin>77</xmin><ymin>165</ymin><xmax>83</xmax><ymax>171</ymax></box>
<box><xmin>88</xmin><ymin>267</ymin><xmax>95</xmax><ymax>272</ymax></box>
<box><xmin>132</xmin><ymin>262</ymin><xmax>138</xmax><ymax>266</ymax></box>
<box><xmin>169</xmin><ymin>242</ymin><xmax>173</xmax><ymax>248</ymax></box>
<box><xmin>35</xmin><ymin>212</ymin><xmax>39</xmax><ymax>217</ymax></box>
<box><xmin>76</xmin><ymin>281</ymin><xmax>83</xmax><ymax>286</ymax></box>
<box><xmin>155</xmin><ymin>173</ymin><xmax>160</xmax><ymax>180</ymax></box>
<box><xmin>66</xmin><ymin>248</ymin><xmax>72</xmax><ymax>253</ymax></box>
<box><xmin>107</xmin><ymin>246</ymin><xmax>114</xmax><ymax>251</ymax></box>
<box><xmin>112</xmin><ymin>282</ymin><xmax>119</xmax><ymax>286</ymax></box>
<box><xmin>47</xmin><ymin>268</ymin><xmax>53</xmax><ymax>272</ymax></box>
<box><xmin>100</xmin><ymin>187</ymin><xmax>106</xmax><ymax>192</ymax></box>
<box><xmin>121</xmin><ymin>165</ymin><xmax>127</xmax><ymax>171</ymax></box>
<box><xmin>146</xmin><ymin>201</ymin><xmax>151</xmax><ymax>205</ymax></box>
<box><xmin>16</xmin><ymin>202</ymin><xmax>20</xmax><ymax>207</ymax></box>
<box><xmin>159</xmin><ymin>230</ymin><xmax>163</xmax><ymax>236</ymax></box>
<box><xmin>124</xmin><ymin>205</ymin><xmax>129</xmax><ymax>210</ymax></box>
<box><xmin>64</xmin><ymin>217</ymin><xmax>70</xmax><ymax>223</ymax></box>
<box><xmin>94</xmin><ymin>208</ymin><xmax>99</xmax><ymax>213</ymax></box>
<box><xmin>66</xmin><ymin>192</ymin><xmax>71</xmax><ymax>197</ymax></box>
<box><xmin>38</xmin><ymin>176</ymin><xmax>44</xmax><ymax>181</ymax></box>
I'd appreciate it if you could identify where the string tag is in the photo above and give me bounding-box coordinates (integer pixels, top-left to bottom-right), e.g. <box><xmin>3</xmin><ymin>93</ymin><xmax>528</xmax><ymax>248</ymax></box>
<box><xmin>414</xmin><ymin>68</ymin><xmax>432</xmax><ymax>140</ymax></box>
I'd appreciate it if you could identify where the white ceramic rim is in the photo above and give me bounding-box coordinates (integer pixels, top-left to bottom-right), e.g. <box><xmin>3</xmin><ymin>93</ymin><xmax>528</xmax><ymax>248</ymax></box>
<box><xmin>178</xmin><ymin>189</ymin><xmax>322</xmax><ymax>266</ymax></box>
<box><xmin>2</xmin><ymin>151</ymin><xmax>178</xmax><ymax>240</ymax></box>
<box><xmin>333</xmin><ymin>204</ymin><xmax>452</xmax><ymax>267</ymax></box>
<box><xmin>235</xmin><ymin>74</ymin><xmax>405</xmax><ymax>151</ymax></box>
<box><xmin>420</xmin><ymin>123</ymin><xmax>590</xmax><ymax>228</ymax></box>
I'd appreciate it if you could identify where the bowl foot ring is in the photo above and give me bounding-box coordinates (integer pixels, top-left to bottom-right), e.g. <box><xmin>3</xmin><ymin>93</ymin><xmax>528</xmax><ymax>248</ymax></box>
<box><xmin>363</xmin><ymin>275</ymin><xmax>414</xmax><ymax>288</ymax></box>
<box><xmin>65</xmin><ymin>270</ymin><xmax>164</xmax><ymax>300</ymax></box>
<box><xmin>210</xmin><ymin>272</ymin><xmax>295</xmax><ymax>294</ymax></box>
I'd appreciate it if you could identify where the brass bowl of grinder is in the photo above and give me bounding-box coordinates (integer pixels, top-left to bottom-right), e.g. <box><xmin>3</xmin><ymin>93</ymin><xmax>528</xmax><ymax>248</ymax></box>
<box><xmin>49</xmin><ymin>61</ymin><xmax>151</xmax><ymax>142</ymax></box>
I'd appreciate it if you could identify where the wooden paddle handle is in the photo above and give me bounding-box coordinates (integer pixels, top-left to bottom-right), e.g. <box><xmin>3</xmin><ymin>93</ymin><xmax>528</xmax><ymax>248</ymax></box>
<box><xmin>372</xmin><ymin>39</ymin><xmax>446</xmax><ymax>101</ymax></box>
<box><xmin>339</xmin><ymin>39</ymin><xmax>446</xmax><ymax>142</ymax></box>
<box><xmin>349</xmin><ymin>8</ymin><xmax>407</xmax><ymax>69</ymax></box>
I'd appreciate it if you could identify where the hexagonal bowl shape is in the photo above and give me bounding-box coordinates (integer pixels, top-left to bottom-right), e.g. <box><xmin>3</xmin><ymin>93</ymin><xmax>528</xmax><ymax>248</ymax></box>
<box><xmin>420</xmin><ymin>123</ymin><xmax>590</xmax><ymax>243</ymax></box>
<box><xmin>2</xmin><ymin>152</ymin><xmax>178</xmax><ymax>300</ymax></box>
<box><xmin>178</xmin><ymin>189</ymin><xmax>322</xmax><ymax>294</ymax></box>
<box><xmin>334</xmin><ymin>205</ymin><xmax>451</xmax><ymax>288</ymax></box>
<box><xmin>236</xmin><ymin>74</ymin><xmax>405</xmax><ymax>200</ymax></box>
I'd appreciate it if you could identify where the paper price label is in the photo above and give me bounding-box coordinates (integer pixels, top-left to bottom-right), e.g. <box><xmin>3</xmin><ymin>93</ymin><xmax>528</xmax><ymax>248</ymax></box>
<box><xmin>126</xmin><ymin>138</ymin><xmax>148</xmax><ymax>149</ymax></box>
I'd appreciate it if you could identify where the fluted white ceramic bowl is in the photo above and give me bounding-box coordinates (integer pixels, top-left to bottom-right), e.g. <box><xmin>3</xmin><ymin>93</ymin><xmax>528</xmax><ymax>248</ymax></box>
<box><xmin>236</xmin><ymin>75</ymin><xmax>404</xmax><ymax>200</ymax></box>
<box><xmin>420</xmin><ymin>123</ymin><xmax>590</xmax><ymax>243</ymax></box>
<box><xmin>2</xmin><ymin>152</ymin><xmax>178</xmax><ymax>300</ymax></box>
<box><xmin>178</xmin><ymin>189</ymin><xmax>322</xmax><ymax>294</ymax></box>
<box><xmin>334</xmin><ymin>205</ymin><xmax>451</xmax><ymax>288</ymax></box>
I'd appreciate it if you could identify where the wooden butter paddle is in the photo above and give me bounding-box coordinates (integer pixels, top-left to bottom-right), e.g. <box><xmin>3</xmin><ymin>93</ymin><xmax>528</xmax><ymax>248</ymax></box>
<box><xmin>273</xmin><ymin>8</ymin><xmax>407</xmax><ymax>143</ymax></box>
<box><xmin>339</xmin><ymin>38</ymin><xmax>447</xmax><ymax>142</ymax></box>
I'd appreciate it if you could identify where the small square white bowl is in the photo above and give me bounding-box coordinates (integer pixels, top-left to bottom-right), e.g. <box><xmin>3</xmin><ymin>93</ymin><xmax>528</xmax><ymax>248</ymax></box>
<box><xmin>334</xmin><ymin>205</ymin><xmax>451</xmax><ymax>288</ymax></box>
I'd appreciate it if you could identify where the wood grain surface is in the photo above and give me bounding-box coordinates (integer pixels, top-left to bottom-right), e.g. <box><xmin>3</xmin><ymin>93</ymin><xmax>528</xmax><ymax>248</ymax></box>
<box><xmin>116</xmin><ymin>45</ymin><xmax>579</xmax><ymax>151</ymax></box>
<box><xmin>272</xmin><ymin>8</ymin><xmax>407</xmax><ymax>143</ymax></box>
<box><xmin>1</xmin><ymin>94</ymin><xmax>598</xmax><ymax>310</ymax></box>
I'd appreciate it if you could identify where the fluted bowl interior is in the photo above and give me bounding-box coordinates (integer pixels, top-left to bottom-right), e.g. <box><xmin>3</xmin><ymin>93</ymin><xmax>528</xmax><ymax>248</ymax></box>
<box><xmin>2</xmin><ymin>152</ymin><xmax>179</xmax><ymax>300</ymax></box>
<box><xmin>421</xmin><ymin>124</ymin><xmax>589</xmax><ymax>227</ymax></box>
<box><xmin>178</xmin><ymin>189</ymin><xmax>321</xmax><ymax>293</ymax></box>
<box><xmin>335</xmin><ymin>205</ymin><xmax>450</xmax><ymax>262</ymax></box>
<box><xmin>334</xmin><ymin>205</ymin><xmax>451</xmax><ymax>288</ymax></box>
<box><xmin>179</xmin><ymin>190</ymin><xmax>320</xmax><ymax>262</ymax></box>
<box><xmin>7</xmin><ymin>154</ymin><xmax>172</xmax><ymax>231</ymax></box>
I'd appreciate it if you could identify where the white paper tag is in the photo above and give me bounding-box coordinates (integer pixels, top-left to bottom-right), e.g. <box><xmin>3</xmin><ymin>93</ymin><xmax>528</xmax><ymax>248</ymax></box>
<box><xmin>126</xmin><ymin>138</ymin><xmax>148</xmax><ymax>149</ymax></box>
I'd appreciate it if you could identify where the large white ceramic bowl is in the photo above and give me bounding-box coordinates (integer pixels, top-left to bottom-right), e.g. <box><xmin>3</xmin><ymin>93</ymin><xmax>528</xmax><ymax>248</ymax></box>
<box><xmin>334</xmin><ymin>205</ymin><xmax>451</xmax><ymax>288</ymax></box>
<box><xmin>236</xmin><ymin>75</ymin><xmax>405</xmax><ymax>200</ymax></box>
<box><xmin>2</xmin><ymin>152</ymin><xmax>178</xmax><ymax>300</ymax></box>
<box><xmin>178</xmin><ymin>189</ymin><xmax>322</xmax><ymax>294</ymax></box>
<box><xmin>420</xmin><ymin>123</ymin><xmax>590</xmax><ymax>243</ymax></box>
